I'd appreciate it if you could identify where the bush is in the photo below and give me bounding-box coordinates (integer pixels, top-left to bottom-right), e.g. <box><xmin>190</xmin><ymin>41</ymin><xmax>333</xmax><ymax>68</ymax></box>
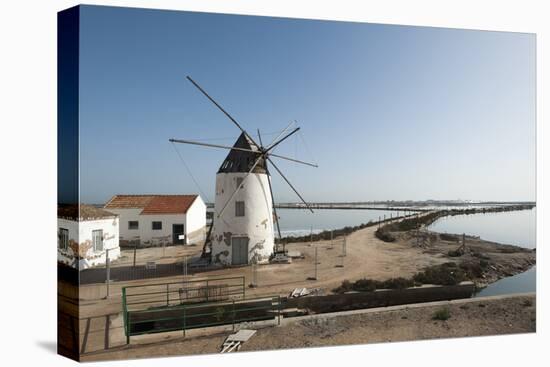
<box><xmin>333</xmin><ymin>277</ymin><xmax>415</xmax><ymax>293</ymax></box>
<box><xmin>333</xmin><ymin>279</ymin><xmax>353</xmax><ymax>294</ymax></box>
<box><xmin>378</xmin><ymin>277</ymin><xmax>416</xmax><ymax>290</ymax></box>
<box><xmin>433</xmin><ymin>307</ymin><xmax>451</xmax><ymax>321</ymax></box>
<box><xmin>479</xmin><ymin>259</ymin><xmax>489</xmax><ymax>268</ymax></box>
<box><xmin>375</xmin><ymin>228</ymin><xmax>396</xmax><ymax>242</ymax></box>
<box><xmin>413</xmin><ymin>262</ymin><xmax>467</xmax><ymax>286</ymax></box>
<box><xmin>447</xmin><ymin>249</ymin><xmax>463</xmax><ymax>257</ymax></box>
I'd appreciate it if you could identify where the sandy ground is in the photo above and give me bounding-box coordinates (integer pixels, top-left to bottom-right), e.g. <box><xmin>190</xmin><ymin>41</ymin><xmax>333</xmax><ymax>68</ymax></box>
<box><xmin>79</xmin><ymin>293</ymin><xmax>535</xmax><ymax>361</ymax></box>
<box><xmin>65</xmin><ymin>216</ymin><xmax>535</xmax><ymax>359</ymax></box>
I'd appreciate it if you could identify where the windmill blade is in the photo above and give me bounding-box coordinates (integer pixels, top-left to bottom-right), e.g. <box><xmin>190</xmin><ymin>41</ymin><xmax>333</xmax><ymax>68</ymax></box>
<box><xmin>267</xmin><ymin>157</ymin><xmax>314</xmax><ymax>213</ymax></box>
<box><xmin>267</xmin><ymin>172</ymin><xmax>283</xmax><ymax>247</ymax></box>
<box><xmin>186</xmin><ymin>76</ymin><xmax>260</xmax><ymax>148</ymax></box>
<box><xmin>169</xmin><ymin>138</ymin><xmax>261</xmax><ymax>155</ymax></box>
<box><xmin>266</xmin><ymin>127</ymin><xmax>300</xmax><ymax>153</ymax></box>
<box><xmin>257</xmin><ymin>129</ymin><xmax>264</xmax><ymax>147</ymax></box>
<box><xmin>266</xmin><ymin>120</ymin><xmax>295</xmax><ymax>149</ymax></box>
<box><xmin>217</xmin><ymin>155</ymin><xmax>263</xmax><ymax>219</ymax></box>
<box><xmin>269</xmin><ymin>153</ymin><xmax>318</xmax><ymax>168</ymax></box>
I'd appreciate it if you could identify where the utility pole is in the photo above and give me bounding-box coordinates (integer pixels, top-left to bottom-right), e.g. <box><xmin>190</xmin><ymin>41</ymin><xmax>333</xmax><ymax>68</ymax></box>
<box><xmin>105</xmin><ymin>248</ymin><xmax>111</xmax><ymax>298</ymax></box>
<box><xmin>343</xmin><ymin>235</ymin><xmax>347</xmax><ymax>257</ymax></box>
<box><xmin>314</xmin><ymin>246</ymin><xmax>318</xmax><ymax>280</ymax></box>
<box><xmin>133</xmin><ymin>243</ymin><xmax>137</xmax><ymax>267</ymax></box>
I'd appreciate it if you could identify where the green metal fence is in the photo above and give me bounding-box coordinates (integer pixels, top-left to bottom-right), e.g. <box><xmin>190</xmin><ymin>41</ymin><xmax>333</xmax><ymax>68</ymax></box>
<box><xmin>122</xmin><ymin>276</ymin><xmax>281</xmax><ymax>343</ymax></box>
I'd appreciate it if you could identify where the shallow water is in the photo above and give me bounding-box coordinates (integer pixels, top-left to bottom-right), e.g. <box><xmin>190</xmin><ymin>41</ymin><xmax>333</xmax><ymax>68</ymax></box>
<box><xmin>276</xmin><ymin>207</ymin><xmax>536</xmax><ymax>296</ymax></box>
<box><xmin>276</xmin><ymin>208</ymin><xmax>399</xmax><ymax>236</ymax></box>
<box><xmin>475</xmin><ymin>266</ymin><xmax>536</xmax><ymax>297</ymax></box>
<box><xmin>428</xmin><ymin>208</ymin><xmax>536</xmax><ymax>249</ymax></box>
<box><xmin>427</xmin><ymin>208</ymin><xmax>536</xmax><ymax>296</ymax></box>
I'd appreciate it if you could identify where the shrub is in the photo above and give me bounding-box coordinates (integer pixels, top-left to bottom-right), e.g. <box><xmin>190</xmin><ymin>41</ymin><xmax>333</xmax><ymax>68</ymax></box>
<box><xmin>413</xmin><ymin>262</ymin><xmax>467</xmax><ymax>286</ymax></box>
<box><xmin>333</xmin><ymin>277</ymin><xmax>415</xmax><ymax>293</ymax></box>
<box><xmin>433</xmin><ymin>307</ymin><xmax>451</xmax><ymax>321</ymax></box>
<box><xmin>479</xmin><ymin>259</ymin><xmax>489</xmax><ymax>268</ymax></box>
<box><xmin>375</xmin><ymin>228</ymin><xmax>396</xmax><ymax>242</ymax></box>
<box><xmin>333</xmin><ymin>279</ymin><xmax>353</xmax><ymax>294</ymax></box>
<box><xmin>378</xmin><ymin>277</ymin><xmax>415</xmax><ymax>290</ymax></box>
<box><xmin>447</xmin><ymin>249</ymin><xmax>463</xmax><ymax>257</ymax></box>
<box><xmin>353</xmin><ymin>278</ymin><xmax>378</xmax><ymax>292</ymax></box>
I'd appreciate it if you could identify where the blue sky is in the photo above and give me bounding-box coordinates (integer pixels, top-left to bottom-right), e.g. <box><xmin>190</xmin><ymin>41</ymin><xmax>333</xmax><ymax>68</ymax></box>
<box><xmin>78</xmin><ymin>5</ymin><xmax>535</xmax><ymax>204</ymax></box>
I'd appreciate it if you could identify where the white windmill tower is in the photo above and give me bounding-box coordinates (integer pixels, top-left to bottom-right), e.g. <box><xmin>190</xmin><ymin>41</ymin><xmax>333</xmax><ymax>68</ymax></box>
<box><xmin>170</xmin><ymin>76</ymin><xmax>317</xmax><ymax>266</ymax></box>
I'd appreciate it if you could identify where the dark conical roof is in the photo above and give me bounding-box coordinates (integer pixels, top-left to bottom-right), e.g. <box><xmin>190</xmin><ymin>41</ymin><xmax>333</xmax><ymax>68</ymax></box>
<box><xmin>218</xmin><ymin>132</ymin><xmax>268</xmax><ymax>174</ymax></box>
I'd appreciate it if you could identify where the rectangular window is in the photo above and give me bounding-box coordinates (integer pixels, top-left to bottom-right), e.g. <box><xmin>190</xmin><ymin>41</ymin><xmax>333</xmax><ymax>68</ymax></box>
<box><xmin>152</xmin><ymin>221</ymin><xmax>162</xmax><ymax>230</ymax></box>
<box><xmin>92</xmin><ymin>229</ymin><xmax>104</xmax><ymax>252</ymax></box>
<box><xmin>235</xmin><ymin>201</ymin><xmax>245</xmax><ymax>217</ymax></box>
<box><xmin>128</xmin><ymin>221</ymin><xmax>139</xmax><ymax>230</ymax></box>
<box><xmin>236</xmin><ymin>177</ymin><xmax>244</xmax><ymax>189</ymax></box>
<box><xmin>59</xmin><ymin>228</ymin><xmax>69</xmax><ymax>250</ymax></box>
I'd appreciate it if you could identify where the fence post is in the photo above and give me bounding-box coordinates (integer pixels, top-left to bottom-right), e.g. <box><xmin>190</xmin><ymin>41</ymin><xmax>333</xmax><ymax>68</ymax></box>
<box><xmin>232</xmin><ymin>299</ymin><xmax>236</xmax><ymax>331</ymax></box>
<box><xmin>122</xmin><ymin>287</ymin><xmax>129</xmax><ymax>344</ymax></box>
<box><xmin>183</xmin><ymin>304</ymin><xmax>186</xmax><ymax>338</ymax></box>
<box><xmin>166</xmin><ymin>284</ymin><xmax>169</xmax><ymax>306</ymax></box>
<box><xmin>206</xmin><ymin>280</ymin><xmax>209</xmax><ymax>302</ymax></box>
<box><xmin>314</xmin><ymin>246</ymin><xmax>318</xmax><ymax>280</ymax></box>
<box><xmin>105</xmin><ymin>249</ymin><xmax>110</xmax><ymax>299</ymax></box>
<box><xmin>277</xmin><ymin>296</ymin><xmax>281</xmax><ymax>326</ymax></box>
<box><xmin>127</xmin><ymin>312</ymin><xmax>130</xmax><ymax>345</ymax></box>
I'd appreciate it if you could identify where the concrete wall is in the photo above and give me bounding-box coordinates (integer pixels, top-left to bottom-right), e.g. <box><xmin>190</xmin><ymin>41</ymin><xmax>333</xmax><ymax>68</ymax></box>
<box><xmin>284</xmin><ymin>283</ymin><xmax>476</xmax><ymax>313</ymax></box>
<box><xmin>211</xmin><ymin>172</ymin><xmax>275</xmax><ymax>265</ymax></box>
<box><xmin>58</xmin><ymin>217</ymin><xmax>120</xmax><ymax>270</ymax></box>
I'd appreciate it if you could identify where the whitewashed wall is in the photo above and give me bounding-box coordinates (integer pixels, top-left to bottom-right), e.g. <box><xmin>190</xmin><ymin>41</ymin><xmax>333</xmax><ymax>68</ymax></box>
<box><xmin>185</xmin><ymin>196</ymin><xmax>207</xmax><ymax>244</ymax></box>
<box><xmin>211</xmin><ymin>172</ymin><xmax>275</xmax><ymax>265</ymax></box>
<box><xmin>57</xmin><ymin>217</ymin><xmax>120</xmax><ymax>270</ymax></box>
<box><xmin>106</xmin><ymin>208</ymin><xmax>142</xmax><ymax>245</ymax></box>
<box><xmin>137</xmin><ymin>213</ymin><xmax>186</xmax><ymax>246</ymax></box>
<box><xmin>107</xmin><ymin>199</ymin><xmax>206</xmax><ymax>246</ymax></box>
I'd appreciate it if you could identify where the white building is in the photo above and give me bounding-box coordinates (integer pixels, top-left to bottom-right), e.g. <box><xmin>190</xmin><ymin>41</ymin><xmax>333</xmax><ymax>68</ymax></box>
<box><xmin>58</xmin><ymin>204</ymin><xmax>121</xmax><ymax>270</ymax></box>
<box><xmin>104</xmin><ymin>194</ymin><xmax>206</xmax><ymax>247</ymax></box>
<box><xmin>210</xmin><ymin>133</ymin><xmax>275</xmax><ymax>265</ymax></box>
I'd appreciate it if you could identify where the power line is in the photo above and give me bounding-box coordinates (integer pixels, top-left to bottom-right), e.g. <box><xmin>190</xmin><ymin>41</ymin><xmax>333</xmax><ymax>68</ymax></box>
<box><xmin>170</xmin><ymin>142</ymin><xmax>211</xmax><ymax>203</ymax></box>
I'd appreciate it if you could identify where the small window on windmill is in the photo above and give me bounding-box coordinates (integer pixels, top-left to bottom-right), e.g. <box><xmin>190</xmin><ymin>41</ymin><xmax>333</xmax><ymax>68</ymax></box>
<box><xmin>236</xmin><ymin>177</ymin><xmax>244</xmax><ymax>189</ymax></box>
<box><xmin>235</xmin><ymin>201</ymin><xmax>245</xmax><ymax>217</ymax></box>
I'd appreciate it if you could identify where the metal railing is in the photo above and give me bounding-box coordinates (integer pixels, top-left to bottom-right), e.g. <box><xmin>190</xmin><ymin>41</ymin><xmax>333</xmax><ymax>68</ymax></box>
<box><xmin>122</xmin><ymin>276</ymin><xmax>281</xmax><ymax>343</ymax></box>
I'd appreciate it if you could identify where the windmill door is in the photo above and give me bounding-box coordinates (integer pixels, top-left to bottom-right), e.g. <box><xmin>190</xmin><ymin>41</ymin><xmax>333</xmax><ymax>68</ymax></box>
<box><xmin>231</xmin><ymin>237</ymin><xmax>249</xmax><ymax>265</ymax></box>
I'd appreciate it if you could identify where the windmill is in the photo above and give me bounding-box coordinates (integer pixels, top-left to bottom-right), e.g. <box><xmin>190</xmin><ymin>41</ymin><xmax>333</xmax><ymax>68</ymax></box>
<box><xmin>170</xmin><ymin>76</ymin><xmax>317</xmax><ymax>266</ymax></box>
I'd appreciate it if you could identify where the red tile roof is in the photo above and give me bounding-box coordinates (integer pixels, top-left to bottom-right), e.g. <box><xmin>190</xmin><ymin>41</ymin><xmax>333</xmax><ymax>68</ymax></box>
<box><xmin>104</xmin><ymin>195</ymin><xmax>199</xmax><ymax>215</ymax></box>
<box><xmin>104</xmin><ymin>195</ymin><xmax>155</xmax><ymax>209</ymax></box>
